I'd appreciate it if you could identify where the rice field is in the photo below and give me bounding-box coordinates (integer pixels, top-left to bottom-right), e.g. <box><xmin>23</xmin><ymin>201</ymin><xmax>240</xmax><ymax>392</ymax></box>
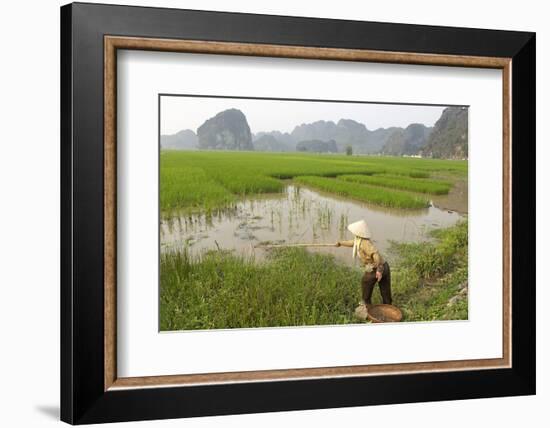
<box><xmin>160</xmin><ymin>151</ymin><xmax>466</xmax><ymax>215</ymax></box>
<box><xmin>160</xmin><ymin>167</ymin><xmax>235</xmax><ymax>212</ymax></box>
<box><xmin>338</xmin><ymin>174</ymin><xmax>452</xmax><ymax>195</ymax></box>
<box><xmin>159</xmin><ymin>151</ymin><xmax>468</xmax><ymax>330</ymax></box>
<box><xmin>294</xmin><ymin>176</ymin><xmax>429</xmax><ymax>209</ymax></box>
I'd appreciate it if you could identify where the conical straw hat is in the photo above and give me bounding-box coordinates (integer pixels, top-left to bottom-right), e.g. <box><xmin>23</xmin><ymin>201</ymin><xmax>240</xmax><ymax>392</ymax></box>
<box><xmin>347</xmin><ymin>219</ymin><xmax>371</xmax><ymax>239</ymax></box>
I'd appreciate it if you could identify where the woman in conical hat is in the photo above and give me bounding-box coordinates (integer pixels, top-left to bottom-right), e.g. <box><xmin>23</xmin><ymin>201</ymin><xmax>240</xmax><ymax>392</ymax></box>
<box><xmin>336</xmin><ymin>219</ymin><xmax>392</xmax><ymax>306</ymax></box>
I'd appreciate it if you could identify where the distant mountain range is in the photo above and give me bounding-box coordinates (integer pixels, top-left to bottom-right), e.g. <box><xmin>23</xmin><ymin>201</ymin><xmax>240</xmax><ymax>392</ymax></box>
<box><xmin>290</xmin><ymin>119</ymin><xmax>397</xmax><ymax>154</ymax></box>
<box><xmin>161</xmin><ymin>106</ymin><xmax>468</xmax><ymax>159</ymax></box>
<box><xmin>380</xmin><ymin>123</ymin><xmax>433</xmax><ymax>156</ymax></box>
<box><xmin>296</xmin><ymin>139</ymin><xmax>338</xmax><ymax>153</ymax></box>
<box><xmin>160</xmin><ymin>129</ymin><xmax>198</xmax><ymax>150</ymax></box>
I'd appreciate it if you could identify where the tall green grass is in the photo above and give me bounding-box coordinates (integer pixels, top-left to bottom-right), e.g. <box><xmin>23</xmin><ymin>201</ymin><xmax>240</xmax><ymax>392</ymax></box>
<box><xmin>160</xmin><ymin>220</ymin><xmax>468</xmax><ymax>330</ymax></box>
<box><xmin>160</xmin><ymin>167</ymin><xmax>234</xmax><ymax>213</ymax></box>
<box><xmin>338</xmin><ymin>174</ymin><xmax>452</xmax><ymax>195</ymax></box>
<box><xmin>391</xmin><ymin>220</ymin><xmax>468</xmax><ymax>280</ymax></box>
<box><xmin>160</xmin><ymin>248</ymin><xmax>361</xmax><ymax>330</ymax></box>
<box><xmin>387</xmin><ymin>220</ymin><xmax>468</xmax><ymax>320</ymax></box>
<box><xmin>294</xmin><ymin>176</ymin><xmax>429</xmax><ymax>209</ymax></box>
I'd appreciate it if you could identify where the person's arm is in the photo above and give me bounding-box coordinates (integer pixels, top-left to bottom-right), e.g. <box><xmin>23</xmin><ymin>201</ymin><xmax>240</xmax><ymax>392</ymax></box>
<box><xmin>373</xmin><ymin>251</ymin><xmax>385</xmax><ymax>273</ymax></box>
<box><xmin>336</xmin><ymin>240</ymin><xmax>354</xmax><ymax>247</ymax></box>
<box><xmin>372</xmin><ymin>249</ymin><xmax>385</xmax><ymax>280</ymax></box>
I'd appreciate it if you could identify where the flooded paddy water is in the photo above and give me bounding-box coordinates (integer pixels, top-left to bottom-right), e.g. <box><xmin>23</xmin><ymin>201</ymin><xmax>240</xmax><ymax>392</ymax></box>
<box><xmin>161</xmin><ymin>184</ymin><xmax>466</xmax><ymax>267</ymax></box>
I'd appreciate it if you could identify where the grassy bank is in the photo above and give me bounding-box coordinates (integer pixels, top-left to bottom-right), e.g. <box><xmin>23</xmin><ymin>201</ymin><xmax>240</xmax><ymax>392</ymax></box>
<box><xmin>294</xmin><ymin>176</ymin><xmax>429</xmax><ymax>209</ymax></box>
<box><xmin>387</xmin><ymin>219</ymin><xmax>468</xmax><ymax>320</ymax></box>
<box><xmin>160</xmin><ymin>151</ymin><xmax>466</xmax><ymax>215</ymax></box>
<box><xmin>160</xmin><ymin>248</ymin><xmax>361</xmax><ymax>330</ymax></box>
<box><xmin>160</xmin><ymin>220</ymin><xmax>468</xmax><ymax>330</ymax></box>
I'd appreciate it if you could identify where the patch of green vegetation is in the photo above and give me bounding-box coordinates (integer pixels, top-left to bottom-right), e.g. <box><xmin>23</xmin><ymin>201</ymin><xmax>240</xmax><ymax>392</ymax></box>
<box><xmin>209</xmin><ymin>167</ymin><xmax>284</xmax><ymax>195</ymax></box>
<box><xmin>160</xmin><ymin>221</ymin><xmax>468</xmax><ymax>330</ymax></box>
<box><xmin>160</xmin><ymin>167</ymin><xmax>234</xmax><ymax>213</ymax></box>
<box><xmin>386</xmin><ymin>169</ymin><xmax>431</xmax><ymax>178</ymax></box>
<box><xmin>160</xmin><ymin>248</ymin><xmax>362</xmax><ymax>330</ymax></box>
<box><xmin>160</xmin><ymin>151</ymin><xmax>466</xmax><ymax>215</ymax></box>
<box><xmin>338</xmin><ymin>174</ymin><xmax>452</xmax><ymax>195</ymax></box>
<box><xmin>384</xmin><ymin>220</ymin><xmax>468</xmax><ymax>321</ymax></box>
<box><xmin>294</xmin><ymin>176</ymin><xmax>429</xmax><ymax>209</ymax></box>
<box><xmin>322</xmin><ymin>154</ymin><xmax>468</xmax><ymax>175</ymax></box>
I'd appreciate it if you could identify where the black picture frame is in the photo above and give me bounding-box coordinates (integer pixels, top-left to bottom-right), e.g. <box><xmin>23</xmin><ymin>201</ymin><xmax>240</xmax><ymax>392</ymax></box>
<box><xmin>60</xmin><ymin>2</ymin><xmax>535</xmax><ymax>424</ymax></box>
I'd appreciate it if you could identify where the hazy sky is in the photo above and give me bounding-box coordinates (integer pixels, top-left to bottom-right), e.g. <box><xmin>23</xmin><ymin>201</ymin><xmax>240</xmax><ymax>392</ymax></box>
<box><xmin>160</xmin><ymin>96</ymin><xmax>448</xmax><ymax>135</ymax></box>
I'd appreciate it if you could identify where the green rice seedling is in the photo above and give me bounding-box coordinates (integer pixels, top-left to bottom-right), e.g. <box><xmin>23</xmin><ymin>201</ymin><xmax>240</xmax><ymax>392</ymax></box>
<box><xmin>338</xmin><ymin>213</ymin><xmax>348</xmax><ymax>239</ymax></box>
<box><xmin>315</xmin><ymin>204</ymin><xmax>333</xmax><ymax>230</ymax></box>
<box><xmin>338</xmin><ymin>174</ymin><xmax>452</xmax><ymax>195</ymax></box>
<box><xmin>160</xmin><ymin>166</ymin><xmax>234</xmax><ymax>214</ymax></box>
<box><xmin>210</xmin><ymin>170</ymin><xmax>283</xmax><ymax>195</ymax></box>
<box><xmin>385</xmin><ymin>168</ymin><xmax>431</xmax><ymax>178</ymax></box>
<box><xmin>319</xmin><ymin>155</ymin><xmax>465</xmax><ymax>179</ymax></box>
<box><xmin>160</xmin><ymin>150</ymin><xmax>466</xmax><ymax>214</ymax></box>
<box><xmin>294</xmin><ymin>176</ymin><xmax>429</xmax><ymax>209</ymax></box>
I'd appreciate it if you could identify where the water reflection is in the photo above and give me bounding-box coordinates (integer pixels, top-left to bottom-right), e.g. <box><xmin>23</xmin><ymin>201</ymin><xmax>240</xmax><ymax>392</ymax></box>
<box><xmin>160</xmin><ymin>185</ymin><xmax>464</xmax><ymax>266</ymax></box>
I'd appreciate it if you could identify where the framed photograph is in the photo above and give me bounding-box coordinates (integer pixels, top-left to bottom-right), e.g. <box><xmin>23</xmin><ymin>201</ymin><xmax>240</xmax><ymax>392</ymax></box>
<box><xmin>60</xmin><ymin>2</ymin><xmax>535</xmax><ymax>424</ymax></box>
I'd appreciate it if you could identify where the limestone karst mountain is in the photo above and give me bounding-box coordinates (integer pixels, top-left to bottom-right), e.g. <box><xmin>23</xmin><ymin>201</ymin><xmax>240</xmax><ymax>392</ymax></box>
<box><xmin>162</xmin><ymin>106</ymin><xmax>467</xmax><ymax>159</ymax></box>
<box><xmin>421</xmin><ymin>107</ymin><xmax>468</xmax><ymax>159</ymax></box>
<box><xmin>381</xmin><ymin>123</ymin><xmax>433</xmax><ymax>156</ymax></box>
<box><xmin>197</xmin><ymin>109</ymin><xmax>253</xmax><ymax>151</ymax></box>
<box><xmin>253</xmin><ymin>133</ymin><xmax>293</xmax><ymax>152</ymax></box>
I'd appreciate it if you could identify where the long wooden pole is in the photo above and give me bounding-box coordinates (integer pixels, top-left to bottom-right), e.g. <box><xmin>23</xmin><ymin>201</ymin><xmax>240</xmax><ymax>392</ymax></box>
<box><xmin>254</xmin><ymin>243</ymin><xmax>338</xmax><ymax>249</ymax></box>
